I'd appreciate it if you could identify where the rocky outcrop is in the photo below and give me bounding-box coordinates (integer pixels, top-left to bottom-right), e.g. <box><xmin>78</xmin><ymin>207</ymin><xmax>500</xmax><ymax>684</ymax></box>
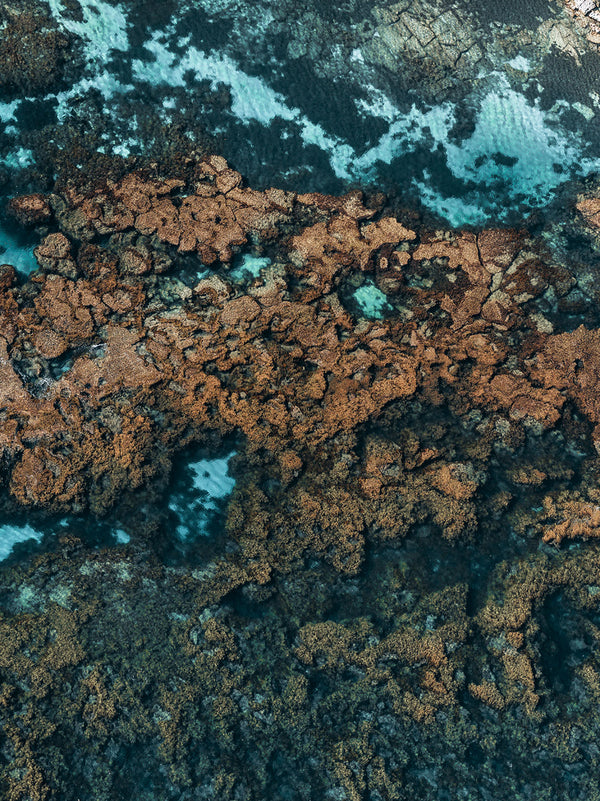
<box><xmin>565</xmin><ymin>0</ymin><xmax>600</xmax><ymax>43</ymax></box>
<box><xmin>0</xmin><ymin>155</ymin><xmax>597</xmax><ymax>560</ymax></box>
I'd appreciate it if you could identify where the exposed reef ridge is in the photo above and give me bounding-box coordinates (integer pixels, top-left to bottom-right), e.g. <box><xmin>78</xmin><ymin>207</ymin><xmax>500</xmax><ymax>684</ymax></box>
<box><xmin>1</xmin><ymin>154</ymin><xmax>600</xmax><ymax>547</ymax></box>
<box><xmin>3</xmin><ymin>155</ymin><xmax>600</xmax><ymax>798</ymax></box>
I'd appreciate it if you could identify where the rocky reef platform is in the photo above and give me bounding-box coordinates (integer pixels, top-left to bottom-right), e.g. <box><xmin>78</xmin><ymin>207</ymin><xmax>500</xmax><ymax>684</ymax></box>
<box><xmin>1</xmin><ymin>154</ymin><xmax>600</xmax><ymax>798</ymax></box>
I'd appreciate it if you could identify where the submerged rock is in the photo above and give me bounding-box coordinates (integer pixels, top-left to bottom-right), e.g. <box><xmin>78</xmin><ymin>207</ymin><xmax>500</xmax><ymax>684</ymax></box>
<box><xmin>2</xmin><ymin>525</ymin><xmax>600</xmax><ymax>799</ymax></box>
<box><xmin>0</xmin><ymin>2</ymin><xmax>73</xmax><ymax>96</ymax></box>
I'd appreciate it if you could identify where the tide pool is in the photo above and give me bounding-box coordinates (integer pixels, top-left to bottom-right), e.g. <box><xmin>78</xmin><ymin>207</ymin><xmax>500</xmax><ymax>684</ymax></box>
<box><xmin>229</xmin><ymin>253</ymin><xmax>271</xmax><ymax>281</ymax></box>
<box><xmin>353</xmin><ymin>282</ymin><xmax>392</xmax><ymax>319</ymax></box>
<box><xmin>168</xmin><ymin>451</ymin><xmax>237</xmax><ymax>540</ymax></box>
<box><xmin>0</xmin><ymin>219</ymin><xmax>39</xmax><ymax>275</ymax></box>
<box><xmin>0</xmin><ymin>517</ymin><xmax>135</xmax><ymax>563</ymax></box>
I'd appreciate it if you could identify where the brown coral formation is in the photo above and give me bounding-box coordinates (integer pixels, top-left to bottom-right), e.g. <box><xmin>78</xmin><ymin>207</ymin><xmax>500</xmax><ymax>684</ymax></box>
<box><xmin>4</xmin><ymin>526</ymin><xmax>600</xmax><ymax>800</ymax></box>
<box><xmin>8</xmin><ymin>194</ymin><xmax>52</xmax><ymax>227</ymax></box>
<box><xmin>0</xmin><ymin>153</ymin><xmax>599</xmax><ymax>570</ymax></box>
<box><xmin>3</xmin><ymin>153</ymin><xmax>600</xmax><ymax>800</ymax></box>
<box><xmin>0</xmin><ymin>542</ymin><xmax>469</xmax><ymax>799</ymax></box>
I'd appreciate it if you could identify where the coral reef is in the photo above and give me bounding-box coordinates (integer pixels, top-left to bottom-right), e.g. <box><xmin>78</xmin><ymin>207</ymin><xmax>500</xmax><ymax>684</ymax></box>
<box><xmin>3</xmin><ymin>533</ymin><xmax>600</xmax><ymax>799</ymax></box>
<box><xmin>1</xmin><ymin>0</ymin><xmax>600</xmax><ymax>798</ymax></box>
<box><xmin>2</xmin><ymin>155</ymin><xmax>600</xmax><ymax>798</ymax></box>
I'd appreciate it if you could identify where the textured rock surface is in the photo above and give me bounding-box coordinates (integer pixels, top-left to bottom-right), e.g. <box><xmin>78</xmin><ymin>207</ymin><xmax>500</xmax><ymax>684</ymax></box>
<box><xmin>3</xmin><ymin>525</ymin><xmax>600</xmax><ymax>799</ymax></box>
<box><xmin>3</xmin><ymin>1</ymin><xmax>600</xmax><ymax>797</ymax></box>
<box><xmin>2</xmin><ymin>155</ymin><xmax>600</xmax><ymax>798</ymax></box>
<box><xmin>0</xmin><ymin>156</ymin><xmax>598</xmax><ymax>545</ymax></box>
<box><xmin>566</xmin><ymin>0</ymin><xmax>600</xmax><ymax>42</ymax></box>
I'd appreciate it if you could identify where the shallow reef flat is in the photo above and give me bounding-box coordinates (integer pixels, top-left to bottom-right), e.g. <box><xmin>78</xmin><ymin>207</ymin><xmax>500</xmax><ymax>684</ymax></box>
<box><xmin>1</xmin><ymin>154</ymin><xmax>600</xmax><ymax>798</ymax></box>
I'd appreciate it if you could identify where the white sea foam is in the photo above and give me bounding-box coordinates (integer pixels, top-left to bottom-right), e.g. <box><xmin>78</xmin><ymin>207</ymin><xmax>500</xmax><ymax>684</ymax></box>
<box><xmin>0</xmin><ymin>524</ymin><xmax>44</xmax><ymax>561</ymax></box>
<box><xmin>133</xmin><ymin>34</ymin><xmax>593</xmax><ymax>225</ymax></box>
<box><xmin>573</xmin><ymin>101</ymin><xmax>595</xmax><ymax>120</ymax></box>
<box><xmin>412</xmin><ymin>177</ymin><xmax>493</xmax><ymax>227</ymax></box>
<box><xmin>134</xmin><ymin>35</ymin><xmax>301</xmax><ymax>126</ymax></box>
<box><xmin>349</xmin><ymin>103</ymin><xmax>454</xmax><ymax>180</ymax></box>
<box><xmin>47</xmin><ymin>0</ymin><xmax>129</xmax><ymax>64</ymax></box>
<box><xmin>7</xmin><ymin>7</ymin><xmax>600</xmax><ymax>229</ymax></box>
<box><xmin>2</xmin><ymin>147</ymin><xmax>34</xmax><ymax>170</ymax></box>
<box><xmin>98</xmin><ymin>133</ymin><xmax>139</xmax><ymax>158</ymax></box>
<box><xmin>405</xmin><ymin>78</ymin><xmax>600</xmax><ymax>224</ymax></box>
<box><xmin>52</xmin><ymin>72</ymin><xmax>133</xmax><ymax>122</ymax></box>
<box><xmin>8</xmin><ymin>1</ymin><xmax>132</xmax><ymax>142</ymax></box>
<box><xmin>133</xmin><ymin>35</ymin><xmax>349</xmax><ymax>170</ymax></box>
<box><xmin>134</xmin><ymin>35</ymin><xmax>430</xmax><ymax>182</ymax></box>
<box><xmin>443</xmin><ymin>83</ymin><xmax>584</xmax><ymax>190</ymax></box>
<box><xmin>507</xmin><ymin>55</ymin><xmax>532</xmax><ymax>72</ymax></box>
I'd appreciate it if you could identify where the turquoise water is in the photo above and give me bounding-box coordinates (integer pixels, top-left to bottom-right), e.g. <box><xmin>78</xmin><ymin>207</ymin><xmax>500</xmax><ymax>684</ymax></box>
<box><xmin>0</xmin><ymin>523</ymin><xmax>44</xmax><ymax>560</ymax></box>
<box><xmin>353</xmin><ymin>281</ymin><xmax>392</xmax><ymax>319</ymax></box>
<box><xmin>229</xmin><ymin>253</ymin><xmax>271</xmax><ymax>281</ymax></box>
<box><xmin>167</xmin><ymin>451</ymin><xmax>236</xmax><ymax>541</ymax></box>
<box><xmin>0</xmin><ymin>219</ymin><xmax>39</xmax><ymax>274</ymax></box>
<box><xmin>0</xmin><ymin>449</ymin><xmax>236</xmax><ymax>563</ymax></box>
<box><xmin>1</xmin><ymin>0</ymin><xmax>600</xmax><ymax>225</ymax></box>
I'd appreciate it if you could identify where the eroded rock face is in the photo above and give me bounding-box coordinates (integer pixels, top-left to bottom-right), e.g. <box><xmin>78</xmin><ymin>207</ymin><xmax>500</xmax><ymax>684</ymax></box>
<box><xmin>565</xmin><ymin>0</ymin><xmax>600</xmax><ymax>43</ymax></box>
<box><xmin>277</xmin><ymin>0</ymin><xmax>592</xmax><ymax>103</ymax></box>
